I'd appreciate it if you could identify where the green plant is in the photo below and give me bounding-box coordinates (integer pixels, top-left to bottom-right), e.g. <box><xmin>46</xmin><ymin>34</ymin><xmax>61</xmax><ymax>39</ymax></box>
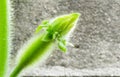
<box><xmin>0</xmin><ymin>0</ymin><xmax>80</xmax><ymax>77</ymax></box>
<box><xmin>10</xmin><ymin>13</ymin><xmax>80</xmax><ymax>77</ymax></box>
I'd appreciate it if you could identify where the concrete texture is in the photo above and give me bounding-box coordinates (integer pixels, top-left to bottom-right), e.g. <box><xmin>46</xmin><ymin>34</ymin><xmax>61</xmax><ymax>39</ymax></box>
<box><xmin>11</xmin><ymin>0</ymin><xmax>120</xmax><ymax>76</ymax></box>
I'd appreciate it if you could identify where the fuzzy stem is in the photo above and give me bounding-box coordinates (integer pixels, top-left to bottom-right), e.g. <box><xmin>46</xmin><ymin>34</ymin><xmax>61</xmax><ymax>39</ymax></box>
<box><xmin>0</xmin><ymin>0</ymin><xmax>9</xmax><ymax>77</ymax></box>
<box><xmin>10</xmin><ymin>34</ymin><xmax>55</xmax><ymax>77</ymax></box>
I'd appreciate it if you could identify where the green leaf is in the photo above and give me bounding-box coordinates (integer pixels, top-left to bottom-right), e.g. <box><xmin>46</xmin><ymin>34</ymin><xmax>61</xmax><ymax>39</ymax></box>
<box><xmin>58</xmin><ymin>38</ymin><xmax>67</xmax><ymax>52</ymax></box>
<box><xmin>35</xmin><ymin>25</ymin><xmax>43</xmax><ymax>33</ymax></box>
<box><xmin>42</xmin><ymin>20</ymin><xmax>49</xmax><ymax>25</ymax></box>
<box><xmin>52</xmin><ymin>32</ymin><xmax>58</xmax><ymax>40</ymax></box>
<box><xmin>35</xmin><ymin>20</ymin><xmax>49</xmax><ymax>33</ymax></box>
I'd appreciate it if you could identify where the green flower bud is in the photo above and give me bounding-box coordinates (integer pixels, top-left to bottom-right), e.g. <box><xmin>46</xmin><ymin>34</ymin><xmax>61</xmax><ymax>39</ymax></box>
<box><xmin>10</xmin><ymin>13</ymin><xmax>80</xmax><ymax>77</ymax></box>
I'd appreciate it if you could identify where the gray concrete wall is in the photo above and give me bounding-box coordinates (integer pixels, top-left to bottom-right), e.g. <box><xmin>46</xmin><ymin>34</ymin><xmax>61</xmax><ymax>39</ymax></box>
<box><xmin>11</xmin><ymin>0</ymin><xmax>120</xmax><ymax>76</ymax></box>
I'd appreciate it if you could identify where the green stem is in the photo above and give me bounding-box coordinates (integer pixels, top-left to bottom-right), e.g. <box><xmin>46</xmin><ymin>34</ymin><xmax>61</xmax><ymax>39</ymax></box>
<box><xmin>10</xmin><ymin>34</ymin><xmax>55</xmax><ymax>77</ymax></box>
<box><xmin>0</xmin><ymin>0</ymin><xmax>9</xmax><ymax>77</ymax></box>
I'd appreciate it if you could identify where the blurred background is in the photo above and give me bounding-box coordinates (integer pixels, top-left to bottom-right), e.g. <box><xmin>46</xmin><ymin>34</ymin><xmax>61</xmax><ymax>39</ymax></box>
<box><xmin>10</xmin><ymin>0</ymin><xmax>120</xmax><ymax>76</ymax></box>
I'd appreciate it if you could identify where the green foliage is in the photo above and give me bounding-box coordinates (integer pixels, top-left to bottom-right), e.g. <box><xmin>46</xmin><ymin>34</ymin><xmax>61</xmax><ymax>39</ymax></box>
<box><xmin>0</xmin><ymin>1</ymin><xmax>80</xmax><ymax>77</ymax></box>
<box><xmin>10</xmin><ymin>13</ymin><xmax>80</xmax><ymax>77</ymax></box>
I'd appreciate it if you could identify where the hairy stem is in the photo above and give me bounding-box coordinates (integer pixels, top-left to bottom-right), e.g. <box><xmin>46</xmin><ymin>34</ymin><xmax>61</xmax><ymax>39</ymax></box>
<box><xmin>0</xmin><ymin>0</ymin><xmax>9</xmax><ymax>77</ymax></box>
<box><xmin>10</xmin><ymin>34</ymin><xmax>55</xmax><ymax>77</ymax></box>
